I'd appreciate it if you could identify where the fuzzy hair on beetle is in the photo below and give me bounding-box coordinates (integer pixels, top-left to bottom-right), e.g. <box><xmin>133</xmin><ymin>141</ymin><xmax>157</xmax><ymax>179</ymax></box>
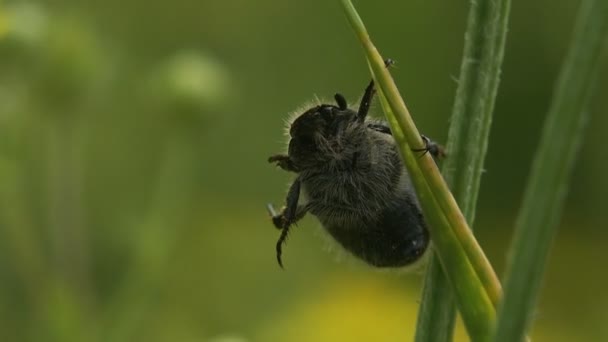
<box><xmin>267</xmin><ymin>61</ymin><xmax>444</xmax><ymax>269</ymax></box>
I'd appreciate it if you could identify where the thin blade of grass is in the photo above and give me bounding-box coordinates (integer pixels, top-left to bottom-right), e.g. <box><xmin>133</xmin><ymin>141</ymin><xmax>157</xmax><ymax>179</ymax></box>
<box><xmin>416</xmin><ymin>0</ymin><xmax>511</xmax><ymax>340</ymax></box>
<box><xmin>494</xmin><ymin>1</ymin><xmax>608</xmax><ymax>341</ymax></box>
<box><xmin>339</xmin><ymin>0</ymin><xmax>502</xmax><ymax>309</ymax></box>
<box><xmin>340</xmin><ymin>0</ymin><xmax>498</xmax><ymax>339</ymax></box>
<box><xmin>374</xmin><ymin>84</ymin><xmax>496</xmax><ymax>341</ymax></box>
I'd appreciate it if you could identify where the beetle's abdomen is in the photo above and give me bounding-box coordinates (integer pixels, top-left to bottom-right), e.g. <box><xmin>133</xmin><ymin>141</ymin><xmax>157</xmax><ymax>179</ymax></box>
<box><xmin>323</xmin><ymin>194</ymin><xmax>430</xmax><ymax>267</ymax></box>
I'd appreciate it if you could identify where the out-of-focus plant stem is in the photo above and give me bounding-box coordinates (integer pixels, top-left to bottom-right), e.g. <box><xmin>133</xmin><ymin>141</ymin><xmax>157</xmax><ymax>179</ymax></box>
<box><xmin>494</xmin><ymin>0</ymin><xmax>608</xmax><ymax>341</ymax></box>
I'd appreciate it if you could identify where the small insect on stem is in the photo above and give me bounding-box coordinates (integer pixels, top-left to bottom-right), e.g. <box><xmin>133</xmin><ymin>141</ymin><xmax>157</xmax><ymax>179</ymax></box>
<box><xmin>384</xmin><ymin>58</ymin><xmax>396</xmax><ymax>67</ymax></box>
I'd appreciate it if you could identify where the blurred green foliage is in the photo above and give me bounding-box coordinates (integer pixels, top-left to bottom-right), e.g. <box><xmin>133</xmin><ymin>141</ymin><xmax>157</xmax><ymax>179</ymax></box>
<box><xmin>0</xmin><ymin>1</ymin><xmax>606</xmax><ymax>341</ymax></box>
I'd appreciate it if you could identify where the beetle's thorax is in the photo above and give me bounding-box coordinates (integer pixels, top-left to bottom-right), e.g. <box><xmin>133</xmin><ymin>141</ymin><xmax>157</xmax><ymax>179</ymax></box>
<box><xmin>297</xmin><ymin>128</ymin><xmax>405</xmax><ymax>226</ymax></box>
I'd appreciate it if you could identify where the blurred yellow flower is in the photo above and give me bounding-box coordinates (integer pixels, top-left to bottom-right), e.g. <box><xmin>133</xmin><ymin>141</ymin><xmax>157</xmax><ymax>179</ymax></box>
<box><xmin>256</xmin><ymin>273</ymin><xmax>467</xmax><ymax>342</ymax></box>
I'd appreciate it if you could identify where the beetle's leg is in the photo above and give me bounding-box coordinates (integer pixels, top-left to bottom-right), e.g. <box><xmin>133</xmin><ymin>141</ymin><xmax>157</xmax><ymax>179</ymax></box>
<box><xmin>357</xmin><ymin>59</ymin><xmax>396</xmax><ymax>122</ymax></box>
<box><xmin>266</xmin><ymin>177</ymin><xmax>305</xmax><ymax>268</ymax></box>
<box><xmin>411</xmin><ymin>135</ymin><xmax>447</xmax><ymax>159</ymax></box>
<box><xmin>268</xmin><ymin>154</ymin><xmax>299</xmax><ymax>172</ymax></box>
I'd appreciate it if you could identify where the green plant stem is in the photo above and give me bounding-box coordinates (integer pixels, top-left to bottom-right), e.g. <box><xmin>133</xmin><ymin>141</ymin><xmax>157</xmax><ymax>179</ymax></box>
<box><xmin>376</xmin><ymin>88</ymin><xmax>496</xmax><ymax>341</ymax></box>
<box><xmin>341</xmin><ymin>0</ymin><xmax>499</xmax><ymax>339</ymax></box>
<box><xmin>494</xmin><ymin>1</ymin><xmax>608</xmax><ymax>341</ymax></box>
<box><xmin>416</xmin><ymin>0</ymin><xmax>511</xmax><ymax>340</ymax></box>
<box><xmin>340</xmin><ymin>0</ymin><xmax>502</xmax><ymax>309</ymax></box>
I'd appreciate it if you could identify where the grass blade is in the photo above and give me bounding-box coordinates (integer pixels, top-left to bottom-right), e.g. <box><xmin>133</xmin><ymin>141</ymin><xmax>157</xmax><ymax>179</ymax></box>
<box><xmin>375</xmin><ymin>84</ymin><xmax>495</xmax><ymax>342</ymax></box>
<box><xmin>340</xmin><ymin>0</ymin><xmax>500</xmax><ymax>339</ymax></box>
<box><xmin>416</xmin><ymin>0</ymin><xmax>511</xmax><ymax>340</ymax></box>
<box><xmin>340</xmin><ymin>0</ymin><xmax>502</xmax><ymax>308</ymax></box>
<box><xmin>494</xmin><ymin>1</ymin><xmax>608</xmax><ymax>341</ymax></box>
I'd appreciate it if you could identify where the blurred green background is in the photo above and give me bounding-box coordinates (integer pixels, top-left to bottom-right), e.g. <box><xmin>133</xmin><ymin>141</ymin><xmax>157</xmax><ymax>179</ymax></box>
<box><xmin>1</xmin><ymin>1</ymin><xmax>607</xmax><ymax>341</ymax></box>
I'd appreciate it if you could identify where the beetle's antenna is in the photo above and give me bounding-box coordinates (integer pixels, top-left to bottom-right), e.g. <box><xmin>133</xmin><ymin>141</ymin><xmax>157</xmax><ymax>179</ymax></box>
<box><xmin>334</xmin><ymin>93</ymin><xmax>348</xmax><ymax>110</ymax></box>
